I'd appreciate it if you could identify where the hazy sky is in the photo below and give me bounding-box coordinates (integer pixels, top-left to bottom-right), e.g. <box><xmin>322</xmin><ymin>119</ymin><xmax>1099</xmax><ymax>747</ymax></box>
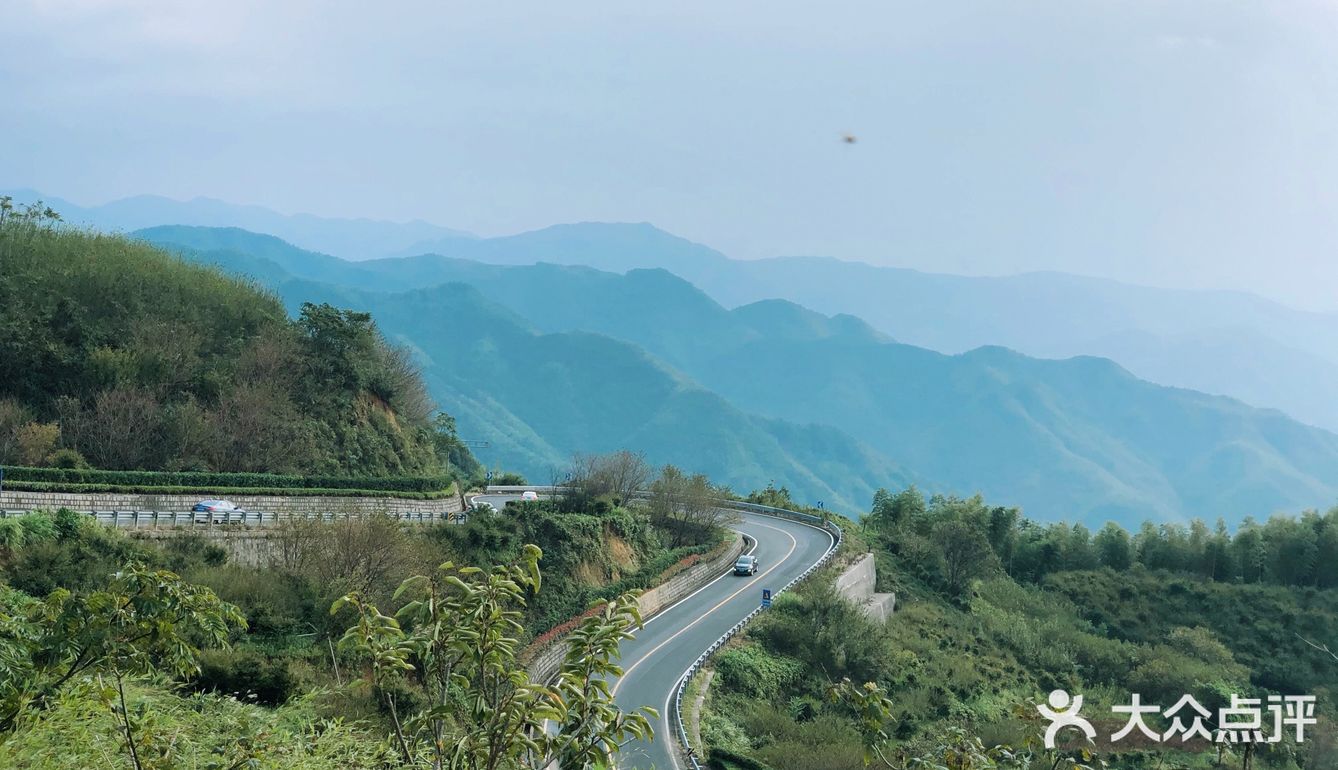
<box><xmin>4</xmin><ymin>1</ymin><xmax>1338</xmax><ymax>310</ymax></box>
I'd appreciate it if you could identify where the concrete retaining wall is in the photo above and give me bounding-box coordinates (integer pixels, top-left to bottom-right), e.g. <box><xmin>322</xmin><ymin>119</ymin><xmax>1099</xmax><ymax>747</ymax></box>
<box><xmin>835</xmin><ymin>553</ymin><xmax>895</xmax><ymax>622</ymax></box>
<box><xmin>129</xmin><ymin>529</ymin><xmax>283</xmax><ymax>567</ymax></box>
<box><xmin>523</xmin><ymin>534</ymin><xmax>748</xmax><ymax>684</ymax></box>
<box><xmin>0</xmin><ymin>489</ymin><xmax>461</xmax><ymax>518</ymax></box>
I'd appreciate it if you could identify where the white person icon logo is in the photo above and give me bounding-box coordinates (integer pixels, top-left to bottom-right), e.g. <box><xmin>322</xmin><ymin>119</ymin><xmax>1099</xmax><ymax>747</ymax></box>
<box><xmin>1037</xmin><ymin>689</ymin><xmax>1097</xmax><ymax>749</ymax></box>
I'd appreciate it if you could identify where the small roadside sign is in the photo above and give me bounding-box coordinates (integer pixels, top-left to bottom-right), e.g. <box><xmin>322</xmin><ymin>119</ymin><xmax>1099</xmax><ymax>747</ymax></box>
<box><xmin>761</xmin><ymin>588</ymin><xmax>772</xmax><ymax>608</ymax></box>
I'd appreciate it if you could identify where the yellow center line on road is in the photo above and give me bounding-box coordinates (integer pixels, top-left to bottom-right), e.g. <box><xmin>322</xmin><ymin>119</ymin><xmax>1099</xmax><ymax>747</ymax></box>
<box><xmin>610</xmin><ymin>520</ymin><xmax>798</xmax><ymax>698</ymax></box>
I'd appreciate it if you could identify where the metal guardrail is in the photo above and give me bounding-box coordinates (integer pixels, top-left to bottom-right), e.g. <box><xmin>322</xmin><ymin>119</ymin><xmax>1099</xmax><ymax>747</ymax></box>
<box><xmin>668</xmin><ymin>501</ymin><xmax>842</xmax><ymax>769</ymax></box>
<box><xmin>0</xmin><ymin>509</ymin><xmax>469</xmax><ymax>528</ymax></box>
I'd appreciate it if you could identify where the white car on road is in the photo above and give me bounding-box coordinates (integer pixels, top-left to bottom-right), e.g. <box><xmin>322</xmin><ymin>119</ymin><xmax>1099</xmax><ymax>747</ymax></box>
<box><xmin>192</xmin><ymin>499</ymin><xmax>243</xmax><ymax>523</ymax></box>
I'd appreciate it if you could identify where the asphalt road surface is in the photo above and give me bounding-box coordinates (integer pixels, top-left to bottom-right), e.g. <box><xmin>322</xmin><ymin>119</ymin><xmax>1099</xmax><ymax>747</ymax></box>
<box><xmin>472</xmin><ymin>494</ymin><xmax>835</xmax><ymax>769</ymax></box>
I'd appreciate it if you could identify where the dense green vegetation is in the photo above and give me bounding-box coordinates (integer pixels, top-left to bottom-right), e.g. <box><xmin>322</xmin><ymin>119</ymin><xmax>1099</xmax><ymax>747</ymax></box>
<box><xmin>0</xmin><ymin>200</ymin><xmax>475</xmax><ymax>479</ymax></box>
<box><xmin>139</xmin><ymin>224</ymin><xmax>1338</xmax><ymax>524</ymax></box>
<box><xmin>0</xmin><ymin>458</ymin><xmax>727</xmax><ymax>768</ymax></box>
<box><xmin>0</xmin><ymin>466</ymin><xmax>454</xmax><ymax>495</ymax></box>
<box><xmin>0</xmin><ymin>466</ymin><xmax>453</xmax><ymax>492</ymax></box>
<box><xmin>0</xmin><ymin>511</ymin><xmax>655</xmax><ymax>768</ymax></box>
<box><xmin>701</xmin><ymin>492</ymin><xmax>1338</xmax><ymax>770</ymax></box>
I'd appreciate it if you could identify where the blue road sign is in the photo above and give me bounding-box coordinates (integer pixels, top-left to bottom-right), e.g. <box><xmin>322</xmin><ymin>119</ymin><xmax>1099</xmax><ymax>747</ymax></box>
<box><xmin>761</xmin><ymin>588</ymin><xmax>772</xmax><ymax>608</ymax></box>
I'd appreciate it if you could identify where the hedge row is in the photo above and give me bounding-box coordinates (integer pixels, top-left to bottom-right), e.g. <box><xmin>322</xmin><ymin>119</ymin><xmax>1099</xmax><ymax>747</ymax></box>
<box><xmin>0</xmin><ymin>466</ymin><xmax>453</xmax><ymax>493</ymax></box>
<box><xmin>0</xmin><ymin>479</ymin><xmax>455</xmax><ymax>500</ymax></box>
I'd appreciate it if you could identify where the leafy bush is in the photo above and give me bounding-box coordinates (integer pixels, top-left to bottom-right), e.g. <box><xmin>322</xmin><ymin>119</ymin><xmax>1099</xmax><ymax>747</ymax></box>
<box><xmin>192</xmin><ymin>648</ymin><xmax>297</xmax><ymax>705</ymax></box>
<box><xmin>0</xmin><ymin>679</ymin><xmax>396</xmax><ymax>768</ymax></box>
<box><xmin>715</xmin><ymin>643</ymin><xmax>806</xmax><ymax>699</ymax></box>
<box><xmin>702</xmin><ymin>711</ymin><xmax>753</xmax><ymax>755</ymax></box>
<box><xmin>187</xmin><ymin>564</ymin><xmax>325</xmax><ymax>637</ymax></box>
<box><xmin>1</xmin><ymin>465</ymin><xmax>453</xmax><ymax>492</ymax></box>
<box><xmin>1</xmin><ymin>513</ymin><xmax>160</xmax><ymax>595</ymax></box>
<box><xmin>16</xmin><ymin>512</ymin><xmax>57</xmax><ymax>545</ymax></box>
<box><xmin>1</xmin><ymin>479</ymin><xmax>454</xmax><ymax>499</ymax></box>
<box><xmin>46</xmin><ymin>448</ymin><xmax>88</xmax><ymax>469</ymax></box>
<box><xmin>0</xmin><ymin>518</ymin><xmax>24</xmax><ymax>551</ymax></box>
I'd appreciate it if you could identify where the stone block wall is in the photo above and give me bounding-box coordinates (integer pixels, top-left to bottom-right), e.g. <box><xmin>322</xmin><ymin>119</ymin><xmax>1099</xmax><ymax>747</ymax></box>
<box><xmin>0</xmin><ymin>489</ymin><xmax>461</xmax><ymax>518</ymax></box>
<box><xmin>129</xmin><ymin>529</ymin><xmax>283</xmax><ymax>567</ymax></box>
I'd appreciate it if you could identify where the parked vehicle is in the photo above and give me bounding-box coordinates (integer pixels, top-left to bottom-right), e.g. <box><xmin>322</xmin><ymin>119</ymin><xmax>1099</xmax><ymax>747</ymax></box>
<box><xmin>192</xmin><ymin>499</ymin><xmax>243</xmax><ymax>523</ymax></box>
<box><xmin>734</xmin><ymin>554</ymin><xmax>758</xmax><ymax>575</ymax></box>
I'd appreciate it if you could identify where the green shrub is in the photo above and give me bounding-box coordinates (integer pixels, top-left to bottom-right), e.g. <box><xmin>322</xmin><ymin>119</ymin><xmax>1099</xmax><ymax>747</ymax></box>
<box><xmin>51</xmin><ymin>507</ymin><xmax>84</xmax><ymax>538</ymax></box>
<box><xmin>16</xmin><ymin>511</ymin><xmax>57</xmax><ymax>545</ymax></box>
<box><xmin>701</xmin><ymin>711</ymin><xmax>753</xmax><ymax>755</ymax></box>
<box><xmin>715</xmin><ymin>643</ymin><xmax>805</xmax><ymax>700</ymax></box>
<box><xmin>1</xmin><ymin>479</ymin><xmax>453</xmax><ymax>499</ymax></box>
<box><xmin>192</xmin><ymin>648</ymin><xmax>297</xmax><ymax>706</ymax></box>
<box><xmin>158</xmin><ymin>533</ymin><xmax>228</xmax><ymax>571</ymax></box>
<box><xmin>187</xmin><ymin>565</ymin><xmax>323</xmax><ymax>637</ymax></box>
<box><xmin>0</xmin><ymin>465</ymin><xmax>453</xmax><ymax>492</ymax></box>
<box><xmin>45</xmin><ymin>448</ymin><xmax>88</xmax><ymax>469</ymax></box>
<box><xmin>0</xmin><ymin>678</ymin><xmax>395</xmax><ymax>767</ymax></box>
<box><xmin>2</xmin><ymin>516</ymin><xmax>159</xmax><ymax>595</ymax></box>
<box><xmin>0</xmin><ymin>517</ymin><xmax>25</xmax><ymax>551</ymax></box>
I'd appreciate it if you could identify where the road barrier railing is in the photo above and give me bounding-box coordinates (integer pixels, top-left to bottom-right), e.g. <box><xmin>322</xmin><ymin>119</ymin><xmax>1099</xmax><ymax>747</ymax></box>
<box><xmin>0</xmin><ymin>508</ymin><xmax>467</xmax><ymax>528</ymax></box>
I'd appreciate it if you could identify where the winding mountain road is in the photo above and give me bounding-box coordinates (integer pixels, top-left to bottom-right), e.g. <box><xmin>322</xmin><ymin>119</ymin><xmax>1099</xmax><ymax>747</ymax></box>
<box><xmin>474</xmin><ymin>493</ymin><xmax>837</xmax><ymax>770</ymax></box>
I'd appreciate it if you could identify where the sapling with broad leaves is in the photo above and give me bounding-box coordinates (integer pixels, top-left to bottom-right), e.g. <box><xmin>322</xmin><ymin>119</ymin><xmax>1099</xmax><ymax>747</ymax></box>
<box><xmin>333</xmin><ymin>543</ymin><xmax>656</xmax><ymax>770</ymax></box>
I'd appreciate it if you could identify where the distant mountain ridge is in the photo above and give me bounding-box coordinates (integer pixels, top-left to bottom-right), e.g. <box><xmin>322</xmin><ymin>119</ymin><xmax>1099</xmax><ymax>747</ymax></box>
<box><xmin>20</xmin><ymin>190</ymin><xmax>1338</xmax><ymax>430</ymax></box>
<box><xmin>1</xmin><ymin>189</ymin><xmax>475</xmax><ymax>262</ymax></box>
<box><xmin>139</xmin><ymin>225</ymin><xmax>1338</xmax><ymax>526</ymax></box>
<box><xmin>56</xmin><ymin>188</ymin><xmax>1337</xmax><ymax>432</ymax></box>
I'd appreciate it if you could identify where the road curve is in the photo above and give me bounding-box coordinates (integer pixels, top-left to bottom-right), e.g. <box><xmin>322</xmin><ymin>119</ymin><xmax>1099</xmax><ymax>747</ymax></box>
<box><xmin>474</xmin><ymin>495</ymin><xmax>835</xmax><ymax>770</ymax></box>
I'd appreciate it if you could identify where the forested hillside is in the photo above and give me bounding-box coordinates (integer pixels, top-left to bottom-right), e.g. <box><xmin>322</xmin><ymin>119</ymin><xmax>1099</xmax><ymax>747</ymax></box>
<box><xmin>700</xmin><ymin>490</ymin><xmax>1338</xmax><ymax>770</ymax></box>
<box><xmin>140</xmin><ymin>225</ymin><xmax>1338</xmax><ymax>524</ymax></box>
<box><xmin>0</xmin><ymin>201</ymin><xmax>463</xmax><ymax>477</ymax></box>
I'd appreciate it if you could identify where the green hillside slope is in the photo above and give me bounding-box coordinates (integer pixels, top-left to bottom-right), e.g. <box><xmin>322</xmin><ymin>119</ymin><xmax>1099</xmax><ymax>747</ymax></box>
<box><xmin>258</xmin><ymin>276</ymin><xmax>912</xmax><ymax>511</ymax></box>
<box><xmin>0</xmin><ymin>209</ymin><xmax>457</xmax><ymax>476</ymax></box>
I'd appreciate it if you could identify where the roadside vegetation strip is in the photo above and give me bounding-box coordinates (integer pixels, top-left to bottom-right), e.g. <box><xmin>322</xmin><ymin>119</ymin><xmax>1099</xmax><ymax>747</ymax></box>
<box><xmin>0</xmin><ymin>480</ymin><xmax>457</xmax><ymax>499</ymax></box>
<box><xmin>1</xmin><ymin>465</ymin><xmax>456</xmax><ymax>493</ymax></box>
